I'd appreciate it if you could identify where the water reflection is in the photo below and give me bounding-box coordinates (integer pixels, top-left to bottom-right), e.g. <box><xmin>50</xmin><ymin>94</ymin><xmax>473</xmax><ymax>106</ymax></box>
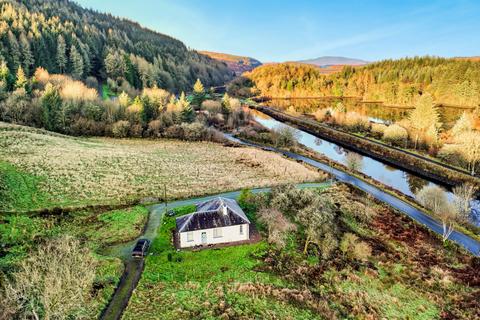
<box><xmin>264</xmin><ymin>98</ymin><xmax>468</xmax><ymax>128</ymax></box>
<box><xmin>253</xmin><ymin>113</ymin><xmax>480</xmax><ymax>225</ymax></box>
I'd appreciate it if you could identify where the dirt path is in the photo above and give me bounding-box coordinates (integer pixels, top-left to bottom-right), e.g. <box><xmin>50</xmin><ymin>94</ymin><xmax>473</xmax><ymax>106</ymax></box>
<box><xmin>100</xmin><ymin>259</ymin><xmax>144</xmax><ymax>320</ymax></box>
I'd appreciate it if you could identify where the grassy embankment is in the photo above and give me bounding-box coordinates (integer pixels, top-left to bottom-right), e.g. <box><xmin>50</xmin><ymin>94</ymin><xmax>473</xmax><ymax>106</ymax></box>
<box><xmin>0</xmin><ymin>121</ymin><xmax>323</xmax><ymax>213</ymax></box>
<box><xmin>124</xmin><ymin>185</ymin><xmax>480</xmax><ymax>319</ymax></box>
<box><xmin>237</xmin><ymin>105</ymin><xmax>480</xmax><ymax>241</ymax></box>
<box><xmin>253</xmin><ymin>105</ymin><xmax>480</xmax><ymax>188</ymax></box>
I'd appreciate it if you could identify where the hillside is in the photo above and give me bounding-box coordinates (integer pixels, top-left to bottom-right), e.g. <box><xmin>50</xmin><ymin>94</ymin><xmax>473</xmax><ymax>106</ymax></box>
<box><xmin>200</xmin><ymin>51</ymin><xmax>262</xmax><ymax>75</ymax></box>
<box><xmin>0</xmin><ymin>0</ymin><xmax>233</xmax><ymax>92</ymax></box>
<box><xmin>241</xmin><ymin>57</ymin><xmax>480</xmax><ymax>106</ymax></box>
<box><xmin>298</xmin><ymin>56</ymin><xmax>368</xmax><ymax>66</ymax></box>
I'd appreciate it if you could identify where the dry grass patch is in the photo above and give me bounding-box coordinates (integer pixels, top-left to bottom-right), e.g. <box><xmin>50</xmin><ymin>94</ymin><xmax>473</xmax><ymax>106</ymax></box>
<box><xmin>0</xmin><ymin>122</ymin><xmax>323</xmax><ymax>211</ymax></box>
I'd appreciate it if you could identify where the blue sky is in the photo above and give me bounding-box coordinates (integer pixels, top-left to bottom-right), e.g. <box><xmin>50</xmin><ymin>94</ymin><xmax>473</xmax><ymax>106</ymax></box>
<box><xmin>75</xmin><ymin>0</ymin><xmax>479</xmax><ymax>62</ymax></box>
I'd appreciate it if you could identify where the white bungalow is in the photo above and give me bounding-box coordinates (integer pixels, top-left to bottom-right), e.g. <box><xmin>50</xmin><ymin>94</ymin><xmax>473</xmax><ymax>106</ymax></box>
<box><xmin>175</xmin><ymin>197</ymin><xmax>250</xmax><ymax>248</ymax></box>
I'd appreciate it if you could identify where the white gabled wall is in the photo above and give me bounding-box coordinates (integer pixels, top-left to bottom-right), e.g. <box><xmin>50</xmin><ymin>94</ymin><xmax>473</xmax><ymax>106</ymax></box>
<box><xmin>179</xmin><ymin>223</ymin><xmax>249</xmax><ymax>248</ymax></box>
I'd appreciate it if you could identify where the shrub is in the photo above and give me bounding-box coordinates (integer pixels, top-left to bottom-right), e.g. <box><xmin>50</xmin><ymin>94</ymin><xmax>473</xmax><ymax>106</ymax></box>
<box><xmin>181</xmin><ymin>122</ymin><xmax>206</xmax><ymax>141</ymax></box>
<box><xmin>60</xmin><ymin>80</ymin><xmax>98</xmax><ymax>101</ymax></box>
<box><xmin>201</xmin><ymin>99</ymin><xmax>222</xmax><ymax>112</ymax></box>
<box><xmin>383</xmin><ymin>123</ymin><xmax>408</xmax><ymax>146</ymax></box>
<box><xmin>230</xmin><ymin>98</ymin><xmax>242</xmax><ymax>110</ymax></box>
<box><xmin>148</xmin><ymin>119</ymin><xmax>163</xmax><ymax>137</ymax></box>
<box><xmin>1</xmin><ymin>236</ymin><xmax>96</xmax><ymax>320</ymax></box>
<box><xmin>271</xmin><ymin>125</ymin><xmax>300</xmax><ymax>148</ymax></box>
<box><xmin>130</xmin><ymin>124</ymin><xmax>143</xmax><ymax>137</ymax></box>
<box><xmin>313</xmin><ymin>108</ymin><xmax>329</xmax><ymax>122</ymax></box>
<box><xmin>344</xmin><ymin>112</ymin><xmax>370</xmax><ymax>132</ymax></box>
<box><xmin>112</xmin><ymin>120</ymin><xmax>130</xmax><ymax>138</ymax></box>
<box><xmin>370</xmin><ymin>123</ymin><xmax>387</xmax><ymax>138</ymax></box>
<box><xmin>340</xmin><ymin>233</ymin><xmax>371</xmax><ymax>261</ymax></box>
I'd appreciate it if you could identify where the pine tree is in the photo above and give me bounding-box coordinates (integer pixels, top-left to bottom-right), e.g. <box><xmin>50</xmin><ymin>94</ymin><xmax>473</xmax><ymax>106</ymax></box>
<box><xmin>41</xmin><ymin>83</ymin><xmax>63</xmax><ymax>131</ymax></box>
<box><xmin>408</xmin><ymin>94</ymin><xmax>441</xmax><ymax>148</ymax></box>
<box><xmin>56</xmin><ymin>35</ymin><xmax>67</xmax><ymax>73</ymax></box>
<box><xmin>191</xmin><ymin>78</ymin><xmax>206</xmax><ymax>107</ymax></box>
<box><xmin>15</xmin><ymin>66</ymin><xmax>28</xmax><ymax>89</ymax></box>
<box><xmin>221</xmin><ymin>93</ymin><xmax>231</xmax><ymax>114</ymax></box>
<box><xmin>70</xmin><ymin>45</ymin><xmax>84</xmax><ymax>79</ymax></box>
<box><xmin>179</xmin><ymin>92</ymin><xmax>194</xmax><ymax>122</ymax></box>
<box><xmin>105</xmin><ymin>50</ymin><xmax>126</xmax><ymax>79</ymax></box>
<box><xmin>193</xmin><ymin>78</ymin><xmax>204</xmax><ymax>94</ymax></box>
<box><xmin>140</xmin><ymin>95</ymin><xmax>155</xmax><ymax>125</ymax></box>
<box><xmin>7</xmin><ymin>31</ymin><xmax>21</xmax><ymax>71</ymax></box>
<box><xmin>19</xmin><ymin>33</ymin><xmax>34</xmax><ymax>75</ymax></box>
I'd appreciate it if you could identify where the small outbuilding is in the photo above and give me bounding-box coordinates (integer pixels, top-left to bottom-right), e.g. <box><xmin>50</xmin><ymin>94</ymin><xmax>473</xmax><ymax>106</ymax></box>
<box><xmin>175</xmin><ymin>197</ymin><xmax>250</xmax><ymax>248</ymax></box>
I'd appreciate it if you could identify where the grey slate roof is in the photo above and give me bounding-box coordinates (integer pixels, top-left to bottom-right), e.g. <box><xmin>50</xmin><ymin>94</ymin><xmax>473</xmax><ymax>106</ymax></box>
<box><xmin>176</xmin><ymin>197</ymin><xmax>250</xmax><ymax>233</ymax></box>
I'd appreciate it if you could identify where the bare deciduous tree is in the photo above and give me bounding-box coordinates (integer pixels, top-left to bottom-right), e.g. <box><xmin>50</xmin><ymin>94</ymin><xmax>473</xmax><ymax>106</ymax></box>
<box><xmin>345</xmin><ymin>152</ymin><xmax>363</xmax><ymax>172</ymax></box>
<box><xmin>257</xmin><ymin>207</ymin><xmax>296</xmax><ymax>248</ymax></box>
<box><xmin>1</xmin><ymin>236</ymin><xmax>96</xmax><ymax>320</ymax></box>
<box><xmin>297</xmin><ymin>196</ymin><xmax>337</xmax><ymax>258</ymax></box>
<box><xmin>452</xmin><ymin>183</ymin><xmax>477</xmax><ymax>222</ymax></box>
<box><xmin>416</xmin><ymin>185</ymin><xmax>458</xmax><ymax>242</ymax></box>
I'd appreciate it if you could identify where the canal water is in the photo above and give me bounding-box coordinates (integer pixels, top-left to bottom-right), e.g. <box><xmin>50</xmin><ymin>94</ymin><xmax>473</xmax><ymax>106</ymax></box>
<box><xmin>252</xmin><ymin>111</ymin><xmax>480</xmax><ymax>226</ymax></box>
<box><xmin>265</xmin><ymin>98</ymin><xmax>469</xmax><ymax>128</ymax></box>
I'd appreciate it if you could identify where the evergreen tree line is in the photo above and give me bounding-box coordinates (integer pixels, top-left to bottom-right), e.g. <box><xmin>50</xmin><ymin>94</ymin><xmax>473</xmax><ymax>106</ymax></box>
<box><xmin>0</xmin><ymin>0</ymin><xmax>233</xmax><ymax>93</ymax></box>
<box><xmin>238</xmin><ymin>57</ymin><xmax>480</xmax><ymax>107</ymax></box>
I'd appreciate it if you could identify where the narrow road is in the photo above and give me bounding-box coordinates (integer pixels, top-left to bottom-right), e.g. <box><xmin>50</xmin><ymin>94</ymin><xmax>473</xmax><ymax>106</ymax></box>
<box><xmin>227</xmin><ymin>135</ymin><xmax>480</xmax><ymax>256</ymax></box>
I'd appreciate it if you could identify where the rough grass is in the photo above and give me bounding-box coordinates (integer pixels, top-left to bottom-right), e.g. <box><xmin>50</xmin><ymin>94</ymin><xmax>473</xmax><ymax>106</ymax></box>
<box><xmin>124</xmin><ymin>185</ymin><xmax>480</xmax><ymax>319</ymax></box>
<box><xmin>123</xmin><ymin>206</ymin><xmax>320</xmax><ymax>320</ymax></box>
<box><xmin>0</xmin><ymin>206</ymin><xmax>149</xmax><ymax>318</ymax></box>
<box><xmin>0</xmin><ymin>121</ymin><xmax>323</xmax><ymax>212</ymax></box>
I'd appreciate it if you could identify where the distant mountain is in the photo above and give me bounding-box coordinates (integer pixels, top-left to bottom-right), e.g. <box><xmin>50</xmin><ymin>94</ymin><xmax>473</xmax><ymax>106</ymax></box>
<box><xmin>200</xmin><ymin>51</ymin><xmax>262</xmax><ymax>75</ymax></box>
<box><xmin>298</xmin><ymin>56</ymin><xmax>369</xmax><ymax>67</ymax></box>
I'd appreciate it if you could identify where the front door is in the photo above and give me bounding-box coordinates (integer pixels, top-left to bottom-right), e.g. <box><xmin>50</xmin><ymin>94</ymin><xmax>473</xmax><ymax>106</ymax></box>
<box><xmin>201</xmin><ymin>232</ymin><xmax>207</xmax><ymax>244</ymax></box>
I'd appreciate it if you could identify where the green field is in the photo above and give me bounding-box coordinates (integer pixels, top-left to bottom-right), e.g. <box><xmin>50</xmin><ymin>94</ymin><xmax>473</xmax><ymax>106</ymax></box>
<box><xmin>123</xmin><ymin>185</ymin><xmax>479</xmax><ymax>319</ymax></box>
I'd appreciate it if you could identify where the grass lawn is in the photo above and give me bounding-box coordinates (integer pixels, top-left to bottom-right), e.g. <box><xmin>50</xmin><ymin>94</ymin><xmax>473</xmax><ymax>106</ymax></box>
<box><xmin>0</xmin><ymin>121</ymin><xmax>323</xmax><ymax>212</ymax></box>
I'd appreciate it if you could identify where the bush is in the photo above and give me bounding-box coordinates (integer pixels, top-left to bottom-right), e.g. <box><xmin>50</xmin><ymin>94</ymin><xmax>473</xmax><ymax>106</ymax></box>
<box><xmin>181</xmin><ymin>122</ymin><xmax>206</xmax><ymax>141</ymax></box>
<box><xmin>340</xmin><ymin>233</ymin><xmax>371</xmax><ymax>261</ymax></box>
<box><xmin>271</xmin><ymin>125</ymin><xmax>300</xmax><ymax>148</ymax></box>
<box><xmin>344</xmin><ymin>112</ymin><xmax>370</xmax><ymax>132</ymax></box>
<box><xmin>201</xmin><ymin>100</ymin><xmax>222</xmax><ymax>112</ymax></box>
<box><xmin>370</xmin><ymin>123</ymin><xmax>387</xmax><ymax>138</ymax></box>
<box><xmin>112</xmin><ymin>120</ymin><xmax>130</xmax><ymax>138</ymax></box>
<box><xmin>130</xmin><ymin>124</ymin><xmax>143</xmax><ymax>137</ymax></box>
<box><xmin>383</xmin><ymin>123</ymin><xmax>408</xmax><ymax>146</ymax></box>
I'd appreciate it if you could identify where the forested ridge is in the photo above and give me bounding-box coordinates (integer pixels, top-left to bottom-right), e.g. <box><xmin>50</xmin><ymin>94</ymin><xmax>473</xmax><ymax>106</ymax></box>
<box><xmin>241</xmin><ymin>57</ymin><xmax>480</xmax><ymax>106</ymax></box>
<box><xmin>0</xmin><ymin>0</ymin><xmax>233</xmax><ymax>92</ymax></box>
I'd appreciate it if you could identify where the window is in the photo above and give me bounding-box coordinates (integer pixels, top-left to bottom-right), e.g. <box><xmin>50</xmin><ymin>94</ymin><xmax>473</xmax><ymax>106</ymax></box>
<box><xmin>187</xmin><ymin>232</ymin><xmax>193</xmax><ymax>242</ymax></box>
<box><xmin>213</xmin><ymin>228</ymin><xmax>223</xmax><ymax>238</ymax></box>
<box><xmin>239</xmin><ymin>225</ymin><xmax>244</xmax><ymax>235</ymax></box>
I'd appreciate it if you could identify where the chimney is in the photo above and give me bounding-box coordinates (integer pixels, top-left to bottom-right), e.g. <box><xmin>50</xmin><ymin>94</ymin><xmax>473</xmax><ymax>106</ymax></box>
<box><xmin>222</xmin><ymin>203</ymin><xmax>228</xmax><ymax>216</ymax></box>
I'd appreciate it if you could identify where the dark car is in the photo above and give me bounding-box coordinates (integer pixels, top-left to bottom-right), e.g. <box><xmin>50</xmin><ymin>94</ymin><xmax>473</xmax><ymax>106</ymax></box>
<box><xmin>166</xmin><ymin>209</ymin><xmax>175</xmax><ymax>217</ymax></box>
<box><xmin>132</xmin><ymin>239</ymin><xmax>150</xmax><ymax>258</ymax></box>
